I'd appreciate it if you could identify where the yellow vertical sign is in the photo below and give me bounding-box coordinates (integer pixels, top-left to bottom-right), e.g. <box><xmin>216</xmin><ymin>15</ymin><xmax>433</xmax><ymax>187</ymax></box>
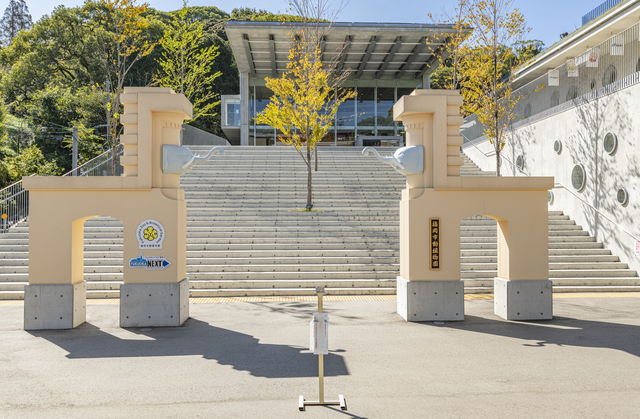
<box><xmin>430</xmin><ymin>218</ymin><xmax>440</xmax><ymax>270</ymax></box>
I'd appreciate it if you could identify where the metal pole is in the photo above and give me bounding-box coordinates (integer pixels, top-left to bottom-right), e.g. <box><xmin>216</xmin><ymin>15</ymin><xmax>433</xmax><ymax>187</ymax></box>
<box><xmin>318</xmin><ymin>292</ymin><xmax>324</xmax><ymax>403</ymax></box>
<box><xmin>72</xmin><ymin>127</ymin><xmax>78</xmax><ymax>176</ymax></box>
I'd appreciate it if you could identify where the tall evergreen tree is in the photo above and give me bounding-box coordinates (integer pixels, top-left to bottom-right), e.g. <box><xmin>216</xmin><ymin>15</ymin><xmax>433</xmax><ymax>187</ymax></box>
<box><xmin>0</xmin><ymin>0</ymin><xmax>32</xmax><ymax>46</ymax></box>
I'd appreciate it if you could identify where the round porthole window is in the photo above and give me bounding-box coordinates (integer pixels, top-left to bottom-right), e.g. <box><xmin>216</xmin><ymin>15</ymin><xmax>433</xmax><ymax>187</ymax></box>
<box><xmin>548</xmin><ymin>190</ymin><xmax>554</xmax><ymax>205</ymax></box>
<box><xmin>554</xmin><ymin>140</ymin><xmax>562</xmax><ymax>154</ymax></box>
<box><xmin>571</xmin><ymin>164</ymin><xmax>586</xmax><ymax>192</ymax></box>
<box><xmin>603</xmin><ymin>132</ymin><xmax>618</xmax><ymax>155</ymax></box>
<box><xmin>617</xmin><ymin>188</ymin><xmax>628</xmax><ymax>206</ymax></box>
<box><xmin>516</xmin><ymin>155</ymin><xmax>525</xmax><ymax>171</ymax></box>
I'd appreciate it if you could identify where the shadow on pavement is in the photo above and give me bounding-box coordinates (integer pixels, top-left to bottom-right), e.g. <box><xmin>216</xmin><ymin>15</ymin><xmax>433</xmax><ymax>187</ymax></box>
<box><xmin>27</xmin><ymin>318</ymin><xmax>349</xmax><ymax>379</ymax></box>
<box><xmin>428</xmin><ymin>315</ymin><xmax>640</xmax><ymax>358</ymax></box>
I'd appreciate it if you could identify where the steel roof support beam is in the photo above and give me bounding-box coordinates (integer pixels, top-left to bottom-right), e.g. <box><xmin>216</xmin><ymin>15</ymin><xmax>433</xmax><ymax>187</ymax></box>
<box><xmin>414</xmin><ymin>41</ymin><xmax>446</xmax><ymax>80</ymax></box>
<box><xmin>395</xmin><ymin>37</ymin><xmax>426</xmax><ymax>79</ymax></box>
<box><xmin>269</xmin><ymin>34</ymin><xmax>277</xmax><ymax>77</ymax></box>
<box><xmin>375</xmin><ymin>36</ymin><xmax>402</xmax><ymax>79</ymax></box>
<box><xmin>355</xmin><ymin>36</ymin><xmax>377</xmax><ymax>80</ymax></box>
<box><xmin>337</xmin><ymin>35</ymin><xmax>351</xmax><ymax>73</ymax></box>
<box><xmin>242</xmin><ymin>34</ymin><xmax>256</xmax><ymax>76</ymax></box>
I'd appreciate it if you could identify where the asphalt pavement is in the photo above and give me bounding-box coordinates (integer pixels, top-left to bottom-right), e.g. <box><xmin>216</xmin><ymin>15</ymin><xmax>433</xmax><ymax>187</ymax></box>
<box><xmin>1</xmin><ymin>295</ymin><xmax>640</xmax><ymax>418</ymax></box>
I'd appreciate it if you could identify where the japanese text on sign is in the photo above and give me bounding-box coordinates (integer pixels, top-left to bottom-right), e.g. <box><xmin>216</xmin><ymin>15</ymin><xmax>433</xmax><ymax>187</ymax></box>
<box><xmin>430</xmin><ymin>218</ymin><xmax>440</xmax><ymax>270</ymax></box>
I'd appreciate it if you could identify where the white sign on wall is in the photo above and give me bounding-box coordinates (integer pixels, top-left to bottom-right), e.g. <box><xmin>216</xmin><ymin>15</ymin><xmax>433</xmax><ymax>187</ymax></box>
<box><xmin>548</xmin><ymin>69</ymin><xmax>560</xmax><ymax>86</ymax></box>
<box><xmin>611</xmin><ymin>34</ymin><xmax>624</xmax><ymax>56</ymax></box>
<box><xmin>567</xmin><ymin>59</ymin><xmax>579</xmax><ymax>78</ymax></box>
<box><xmin>586</xmin><ymin>48</ymin><xmax>600</xmax><ymax>67</ymax></box>
<box><xmin>136</xmin><ymin>219</ymin><xmax>165</xmax><ymax>249</ymax></box>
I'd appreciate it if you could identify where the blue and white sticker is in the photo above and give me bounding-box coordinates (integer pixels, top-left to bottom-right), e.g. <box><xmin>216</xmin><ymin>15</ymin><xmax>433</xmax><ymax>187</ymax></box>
<box><xmin>129</xmin><ymin>253</ymin><xmax>172</xmax><ymax>270</ymax></box>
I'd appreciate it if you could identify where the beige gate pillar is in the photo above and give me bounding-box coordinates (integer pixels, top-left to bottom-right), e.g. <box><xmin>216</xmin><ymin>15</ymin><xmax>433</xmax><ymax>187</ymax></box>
<box><xmin>23</xmin><ymin>87</ymin><xmax>218</xmax><ymax>330</ymax></box>
<box><xmin>388</xmin><ymin>90</ymin><xmax>554</xmax><ymax>322</ymax></box>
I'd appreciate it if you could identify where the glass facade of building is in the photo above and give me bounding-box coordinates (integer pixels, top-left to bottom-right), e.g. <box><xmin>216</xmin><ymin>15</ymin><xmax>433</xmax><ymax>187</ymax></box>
<box><xmin>248</xmin><ymin>85</ymin><xmax>419</xmax><ymax>146</ymax></box>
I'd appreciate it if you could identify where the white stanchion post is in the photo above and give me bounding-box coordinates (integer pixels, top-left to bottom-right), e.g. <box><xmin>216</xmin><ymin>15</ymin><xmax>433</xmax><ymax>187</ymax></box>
<box><xmin>298</xmin><ymin>286</ymin><xmax>346</xmax><ymax>411</ymax></box>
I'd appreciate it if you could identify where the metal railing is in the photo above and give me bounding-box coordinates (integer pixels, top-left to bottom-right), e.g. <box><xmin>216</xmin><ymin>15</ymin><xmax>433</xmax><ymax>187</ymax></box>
<box><xmin>464</xmin><ymin>20</ymin><xmax>640</xmax><ymax>141</ymax></box>
<box><xmin>0</xmin><ymin>144</ymin><xmax>124</xmax><ymax>233</ymax></box>
<box><xmin>582</xmin><ymin>0</ymin><xmax>624</xmax><ymax>26</ymax></box>
<box><xmin>62</xmin><ymin>144</ymin><xmax>123</xmax><ymax>177</ymax></box>
<box><xmin>512</xmin><ymin>21</ymin><xmax>640</xmax><ymax>128</ymax></box>
<box><xmin>461</xmin><ymin>134</ymin><xmax>640</xmax><ymax>243</ymax></box>
<box><xmin>0</xmin><ymin>179</ymin><xmax>29</xmax><ymax>232</ymax></box>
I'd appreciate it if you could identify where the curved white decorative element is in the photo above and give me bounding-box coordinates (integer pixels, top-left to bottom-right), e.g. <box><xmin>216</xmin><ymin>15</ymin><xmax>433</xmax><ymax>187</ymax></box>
<box><xmin>163</xmin><ymin>145</ymin><xmax>225</xmax><ymax>175</ymax></box>
<box><xmin>362</xmin><ymin>146</ymin><xmax>423</xmax><ymax>176</ymax></box>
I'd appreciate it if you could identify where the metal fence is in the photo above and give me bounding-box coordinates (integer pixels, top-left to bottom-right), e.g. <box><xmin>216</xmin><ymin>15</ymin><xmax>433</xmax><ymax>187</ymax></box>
<box><xmin>62</xmin><ymin>144</ymin><xmax>123</xmax><ymax>177</ymax></box>
<box><xmin>0</xmin><ymin>144</ymin><xmax>124</xmax><ymax>233</ymax></box>
<box><xmin>582</xmin><ymin>0</ymin><xmax>624</xmax><ymax>26</ymax></box>
<box><xmin>506</xmin><ymin>20</ymin><xmax>640</xmax><ymax>134</ymax></box>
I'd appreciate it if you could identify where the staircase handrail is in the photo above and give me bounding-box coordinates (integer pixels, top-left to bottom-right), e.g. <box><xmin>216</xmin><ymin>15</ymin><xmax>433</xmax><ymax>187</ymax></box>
<box><xmin>461</xmin><ymin>133</ymin><xmax>640</xmax><ymax>243</ymax></box>
<box><xmin>0</xmin><ymin>144</ymin><xmax>124</xmax><ymax>232</ymax></box>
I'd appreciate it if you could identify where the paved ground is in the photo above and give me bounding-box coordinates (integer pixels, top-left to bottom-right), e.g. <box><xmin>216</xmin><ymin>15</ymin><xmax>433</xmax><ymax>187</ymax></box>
<box><xmin>1</xmin><ymin>295</ymin><xmax>640</xmax><ymax>418</ymax></box>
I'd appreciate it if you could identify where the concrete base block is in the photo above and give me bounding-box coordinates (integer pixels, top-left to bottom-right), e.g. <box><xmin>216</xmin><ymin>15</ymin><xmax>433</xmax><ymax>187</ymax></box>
<box><xmin>120</xmin><ymin>278</ymin><xmax>189</xmax><ymax>327</ymax></box>
<box><xmin>494</xmin><ymin>277</ymin><xmax>553</xmax><ymax>321</ymax></box>
<box><xmin>397</xmin><ymin>277</ymin><xmax>464</xmax><ymax>322</ymax></box>
<box><xmin>24</xmin><ymin>282</ymin><xmax>86</xmax><ymax>330</ymax></box>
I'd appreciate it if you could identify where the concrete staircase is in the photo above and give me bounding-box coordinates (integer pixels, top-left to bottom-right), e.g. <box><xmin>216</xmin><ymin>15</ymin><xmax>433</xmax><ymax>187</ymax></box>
<box><xmin>0</xmin><ymin>147</ymin><xmax>637</xmax><ymax>299</ymax></box>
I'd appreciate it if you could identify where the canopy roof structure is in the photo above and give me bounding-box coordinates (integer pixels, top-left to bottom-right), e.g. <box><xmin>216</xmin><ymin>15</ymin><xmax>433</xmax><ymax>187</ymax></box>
<box><xmin>225</xmin><ymin>21</ymin><xmax>461</xmax><ymax>82</ymax></box>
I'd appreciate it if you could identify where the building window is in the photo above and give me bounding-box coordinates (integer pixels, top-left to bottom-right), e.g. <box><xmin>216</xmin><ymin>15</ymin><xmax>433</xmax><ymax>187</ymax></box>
<box><xmin>554</xmin><ymin>140</ymin><xmax>562</xmax><ymax>154</ymax></box>
<box><xmin>617</xmin><ymin>188</ymin><xmax>629</xmax><ymax>206</ymax></box>
<box><xmin>590</xmin><ymin>79</ymin><xmax>596</xmax><ymax>90</ymax></box>
<box><xmin>225</xmin><ymin>99</ymin><xmax>241</xmax><ymax>126</ymax></box>
<box><xmin>602</xmin><ymin>64</ymin><xmax>617</xmax><ymax>86</ymax></box>
<box><xmin>516</xmin><ymin>155</ymin><xmax>525</xmax><ymax>171</ymax></box>
<box><xmin>357</xmin><ymin>87</ymin><xmax>375</xmax><ymax>133</ymax></box>
<box><xmin>571</xmin><ymin>164</ymin><xmax>586</xmax><ymax>192</ymax></box>
<box><xmin>376</xmin><ymin>88</ymin><xmax>395</xmax><ymax>131</ymax></box>
<box><xmin>603</xmin><ymin>132</ymin><xmax>618</xmax><ymax>155</ymax></box>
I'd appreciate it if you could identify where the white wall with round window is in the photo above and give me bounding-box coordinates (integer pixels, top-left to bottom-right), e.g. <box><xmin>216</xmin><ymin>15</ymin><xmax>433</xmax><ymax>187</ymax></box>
<box><xmin>617</xmin><ymin>188</ymin><xmax>629</xmax><ymax>206</ymax></box>
<box><xmin>571</xmin><ymin>164</ymin><xmax>586</xmax><ymax>192</ymax></box>
<box><xmin>604</xmin><ymin>132</ymin><xmax>618</xmax><ymax>155</ymax></box>
<box><xmin>554</xmin><ymin>140</ymin><xmax>562</xmax><ymax>154</ymax></box>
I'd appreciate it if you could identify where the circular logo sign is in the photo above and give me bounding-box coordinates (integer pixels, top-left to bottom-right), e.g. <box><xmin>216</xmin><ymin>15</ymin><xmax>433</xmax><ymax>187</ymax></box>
<box><xmin>136</xmin><ymin>219</ymin><xmax>165</xmax><ymax>249</ymax></box>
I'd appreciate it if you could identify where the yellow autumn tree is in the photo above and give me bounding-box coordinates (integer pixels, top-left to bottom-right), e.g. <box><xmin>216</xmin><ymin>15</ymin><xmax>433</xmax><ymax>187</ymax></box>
<box><xmin>461</xmin><ymin>0</ymin><xmax>533</xmax><ymax>176</ymax></box>
<box><xmin>256</xmin><ymin>36</ymin><xmax>354</xmax><ymax>209</ymax></box>
<box><xmin>98</xmin><ymin>0</ymin><xmax>156</xmax><ymax>175</ymax></box>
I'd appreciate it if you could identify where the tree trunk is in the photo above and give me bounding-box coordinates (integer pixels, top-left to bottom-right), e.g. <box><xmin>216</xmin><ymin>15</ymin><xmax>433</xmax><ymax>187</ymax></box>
<box><xmin>306</xmin><ymin>144</ymin><xmax>313</xmax><ymax>209</ymax></box>
<box><xmin>314</xmin><ymin>145</ymin><xmax>318</xmax><ymax>171</ymax></box>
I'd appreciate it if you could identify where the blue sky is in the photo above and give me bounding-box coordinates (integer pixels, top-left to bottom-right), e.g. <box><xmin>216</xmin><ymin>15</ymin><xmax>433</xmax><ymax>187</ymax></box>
<box><xmin>16</xmin><ymin>0</ymin><xmax>604</xmax><ymax>50</ymax></box>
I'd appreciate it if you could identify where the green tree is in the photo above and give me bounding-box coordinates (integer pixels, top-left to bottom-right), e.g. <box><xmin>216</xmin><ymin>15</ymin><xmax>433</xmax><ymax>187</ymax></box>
<box><xmin>19</xmin><ymin>86</ymin><xmax>107</xmax><ymax>169</ymax></box>
<box><xmin>0</xmin><ymin>0</ymin><xmax>32</xmax><ymax>47</ymax></box>
<box><xmin>4</xmin><ymin>144</ymin><xmax>63</xmax><ymax>181</ymax></box>
<box><xmin>154</xmin><ymin>2</ymin><xmax>221</xmax><ymax>123</ymax></box>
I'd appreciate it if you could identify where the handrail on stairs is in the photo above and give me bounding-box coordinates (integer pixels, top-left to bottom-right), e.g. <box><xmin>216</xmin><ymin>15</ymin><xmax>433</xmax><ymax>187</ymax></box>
<box><xmin>461</xmin><ymin>133</ymin><xmax>640</xmax><ymax>243</ymax></box>
<box><xmin>0</xmin><ymin>144</ymin><xmax>124</xmax><ymax>233</ymax></box>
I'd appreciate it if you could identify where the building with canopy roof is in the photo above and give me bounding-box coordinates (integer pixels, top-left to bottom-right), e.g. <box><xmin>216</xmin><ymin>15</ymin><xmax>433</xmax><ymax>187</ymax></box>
<box><xmin>221</xmin><ymin>21</ymin><xmax>461</xmax><ymax>146</ymax></box>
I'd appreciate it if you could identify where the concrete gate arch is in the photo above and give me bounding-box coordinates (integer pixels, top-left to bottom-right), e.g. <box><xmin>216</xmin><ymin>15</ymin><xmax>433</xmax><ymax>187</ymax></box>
<box><xmin>366</xmin><ymin>89</ymin><xmax>554</xmax><ymax>322</ymax></box>
<box><xmin>23</xmin><ymin>88</ymin><xmax>218</xmax><ymax>330</ymax></box>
